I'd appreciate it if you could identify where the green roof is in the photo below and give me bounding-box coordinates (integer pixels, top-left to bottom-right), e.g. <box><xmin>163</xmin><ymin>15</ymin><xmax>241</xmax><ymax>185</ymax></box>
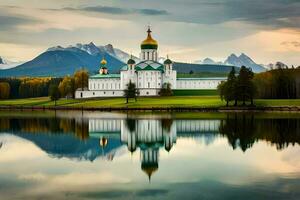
<box><xmin>164</xmin><ymin>58</ymin><xmax>172</xmax><ymax>64</ymax></box>
<box><xmin>127</xmin><ymin>58</ymin><xmax>136</xmax><ymax>64</ymax></box>
<box><xmin>90</xmin><ymin>74</ymin><xmax>120</xmax><ymax>79</ymax></box>
<box><xmin>135</xmin><ymin>60</ymin><xmax>164</xmax><ymax>72</ymax></box>
<box><xmin>141</xmin><ymin>44</ymin><xmax>158</xmax><ymax>50</ymax></box>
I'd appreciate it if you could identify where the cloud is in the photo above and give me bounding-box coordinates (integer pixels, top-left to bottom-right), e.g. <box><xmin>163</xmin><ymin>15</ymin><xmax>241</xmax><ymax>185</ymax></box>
<box><xmin>0</xmin><ymin>14</ymin><xmax>38</xmax><ymax>31</ymax></box>
<box><xmin>160</xmin><ymin>0</ymin><xmax>300</xmax><ymax>30</ymax></box>
<box><xmin>281</xmin><ymin>41</ymin><xmax>300</xmax><ymax>48</ymax></box>
<box><xmin>63</xmin><ymin>6</ymin><xmax>169</xmax><ymax>16</ymax></box>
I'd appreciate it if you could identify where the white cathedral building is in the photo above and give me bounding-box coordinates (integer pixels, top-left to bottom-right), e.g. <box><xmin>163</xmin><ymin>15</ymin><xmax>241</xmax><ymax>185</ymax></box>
<box><xmin>75</xmin><ymin>27</ymin><xmax>225</xmax><ymax>99</ymax></box>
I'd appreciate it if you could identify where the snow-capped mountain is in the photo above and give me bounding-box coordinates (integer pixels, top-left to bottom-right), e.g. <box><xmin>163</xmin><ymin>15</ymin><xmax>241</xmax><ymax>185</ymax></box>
<box><xmin>47</xmin><ymin>42</ymin><xmax>102</xmax><ymax>56</ymax></box>
<box><xmin>101</xmin><ymin>44</ymin><xmax>140</xmax><ymax>63</ymax></box>
<box><xmin>75</xmin><ymin>42</ymin><xmax>101</xmax><ymax>56</ymax></box>
<box><xmin>194</xmin><ymin>53</ymin><xmax>266</xmax><ymax>72</ymax></box>
<box><xmin>1</xmin><ymin>43</ymin><xmax>125</xmax><ymax>77</ymax></box>
<box><xmin>47</xmin><ymin>43</ymin><xmax>140</xmax><ymax>64</ymax></box>
<box><xmin>0</xmin><ymin>56</ymin><xmax>25</xmax><ymax>70</ymax></box>
<box><xmin>195</xmin><ymin>58</ymin><xmax>223</xmax><ymax>65</ymax></box>
<box><xmin>224</xmin><ymin>53</ymin><xmax>266</xmax><ymax>72</ymax></box>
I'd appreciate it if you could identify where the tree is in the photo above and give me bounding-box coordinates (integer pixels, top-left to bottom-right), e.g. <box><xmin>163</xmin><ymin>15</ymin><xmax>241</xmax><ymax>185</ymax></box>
<box><xmin>217</xmin><ymin>81</ymin><xmax>227</xmax><ymax>105</ymax></box>
<box><xmin>160</xmin><ymin>83</ymin><xmax>173</xmax><ymax>96</ymax></box>
<box><xmin>124</xmin><ymin>80</ymin><xmax>139</xmax><ymax>103</ymax></box>
<box><xmin>217</xmin><ymin>67</ymin><xmax>236</xmax><ymax>106</ymax></box>
<box><xmin>58</xmin><ymin>76</ymin><xmax>75</xmax><ymax>98</ymax></box>
<box><xmin>49</xmin><ymin>84</ymin><xmax>60</xmax><ymax>106</ymax></box>
<box><xmin>74</xmin><ymin>69</ymin><xmax>89</xmax><ymax>90</ymax></box>
<box><xmin>0</xmin><ymin>82</ymin><xmax>10</xmax><ymax>99</ymax></box>
<box><xmin>236</xmin><ymin>66</ymin><xmax>256</xmax><ymax>106</ymax></box>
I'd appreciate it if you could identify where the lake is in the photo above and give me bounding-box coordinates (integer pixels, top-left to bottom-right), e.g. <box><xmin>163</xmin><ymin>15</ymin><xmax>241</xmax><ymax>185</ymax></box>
<box><xmin>0</xmin><ymin>111</ymin><xmax>300</xmax><ymax>200</ymax></box>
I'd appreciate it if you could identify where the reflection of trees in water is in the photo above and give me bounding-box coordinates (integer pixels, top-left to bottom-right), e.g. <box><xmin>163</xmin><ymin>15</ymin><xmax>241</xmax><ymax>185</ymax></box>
<box><xmin>1</xmin><ymin>115</ymin><xmax>300</xmax><ymax>151</ymax></box>
<box><xmin>219</xmin><ymin>114</ymin><xmax>300</xmax><ymax>151</ymax></box>
<box><xmin>256</xmin><ymin>118</ymin><xmax>300</xmax><ymax>150</ymax></box>
<box><xmin>0</xmin><ymin>117</ymin><xmax>89</xmax><ymax>140</ymax></box>
<box><xmin>0</xmin><ymin>118</ymin><xmax>10</xmax><ymax>130</ymax></box>
<box><xmin>125</xmin><ymin>118</ymin><xmax>136</xmax><ymax>133</ymax></box>
<box><xmin>75</xmin><ymin>119</ymin><xmax>89</xmax><ymax>140</ymax></box>
<box><xmin>161</xmin><ymin>118</ymin><xmax>173</xmax><ymax>132</ymax></box>
<box><xmin>219</xmin><ymin>114</ymin><xmax>256</xmax><ymax>152</ymax></box>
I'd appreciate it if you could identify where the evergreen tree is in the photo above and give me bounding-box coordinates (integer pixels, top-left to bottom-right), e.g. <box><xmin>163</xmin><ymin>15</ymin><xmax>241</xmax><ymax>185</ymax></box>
<box><xmin>217</xmin><ymin>67</ymin><xmax>236</xmax><ymax>106</ymax></box>
<box><xmin>236</xmin><ymin>66</ymin><xmax>256</xmax><ymax>106</ymax></box>
<box><xmin>124</xmin><ymin>81</ymin><xmax>139</xmax><ymax>103</ymax></box>
<box><xmin>49</xmin><ymin>84</ymin><xmax>60</xmax><ymax>106</ymax></box>
<box><xmin>160</xmin><ymin>83</ymin><xmax>173</xmax><ymax>96</ymax></box>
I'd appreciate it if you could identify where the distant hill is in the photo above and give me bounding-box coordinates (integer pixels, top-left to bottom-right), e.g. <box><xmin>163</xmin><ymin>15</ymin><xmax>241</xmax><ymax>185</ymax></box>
<box><xmin>173</xmin><ymin>62</ymin><xmax>238</xmax><ymax>74</ymax></box>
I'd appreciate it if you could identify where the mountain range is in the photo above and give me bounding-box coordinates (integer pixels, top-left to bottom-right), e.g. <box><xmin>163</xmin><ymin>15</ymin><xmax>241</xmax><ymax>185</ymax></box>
<box><xmin>195</xmin><ymin>53</ymin><xmax>267</xmax><ymax>72</ymax></box>
<box><xmin>0</xmin><ymin>43</ymin><xmax>128</xmax><ymax>77</ymax></box>
<box><xmin>0</xmin><ymin>43</ymin><xmax>270</xmax><ymax>77</ymax></box>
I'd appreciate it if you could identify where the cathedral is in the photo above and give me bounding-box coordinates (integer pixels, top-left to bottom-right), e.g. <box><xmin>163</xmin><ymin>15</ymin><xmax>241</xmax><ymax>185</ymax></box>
<box><xmin>75</xmin><ymin>27</ymin><xmax>225</xmax><ymax>98</ymax></box>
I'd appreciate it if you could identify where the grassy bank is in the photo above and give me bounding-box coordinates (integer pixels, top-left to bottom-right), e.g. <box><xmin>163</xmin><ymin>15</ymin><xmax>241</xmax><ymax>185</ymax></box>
<box><xmin>173</xmin><ymin>90</ymin><xmax>218</xmax><ymax>96</ymax></box>
<box><xmin>0</xmin><ymin>96</ymin><xmax>300</xmax><ymax>110</ymax></box>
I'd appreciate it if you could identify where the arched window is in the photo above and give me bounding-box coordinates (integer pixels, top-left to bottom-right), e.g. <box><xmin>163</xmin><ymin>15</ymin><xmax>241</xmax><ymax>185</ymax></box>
<box><xmin>147</xmin><ymin>52</ymin><xmax>149</xmax><ymax>60</ymax></box>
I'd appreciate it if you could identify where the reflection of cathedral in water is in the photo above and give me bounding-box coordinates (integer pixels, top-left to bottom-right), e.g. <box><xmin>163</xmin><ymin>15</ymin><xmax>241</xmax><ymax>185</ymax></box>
<box><xmin>89</xmin><ymin>118</ymin><xmax>220</xmax><ymax>179</ymax></box>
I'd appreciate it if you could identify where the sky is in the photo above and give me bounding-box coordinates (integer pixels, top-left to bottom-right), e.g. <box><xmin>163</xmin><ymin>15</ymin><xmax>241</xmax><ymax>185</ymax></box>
<box><xmin>0</xmin><ymin>0</ymin><xmax>300</xmax><ymax>66</ymax></box>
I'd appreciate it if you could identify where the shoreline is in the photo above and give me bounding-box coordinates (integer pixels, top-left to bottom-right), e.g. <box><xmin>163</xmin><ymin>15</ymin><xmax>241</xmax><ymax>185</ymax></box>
<box><xmin>0</xmin><ymin>105</ymin><xmax>299</xmax><ymax>112</ymax></box>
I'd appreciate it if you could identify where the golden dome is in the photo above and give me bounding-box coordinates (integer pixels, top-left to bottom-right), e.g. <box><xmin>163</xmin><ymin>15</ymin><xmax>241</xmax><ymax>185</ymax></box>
<box><xmin>141</xmin><ymin>27</ymin><xmax>158</xmax><ymax>49</ymax></box>
<box><xmin>101</xmin><ymin>58</ymin><xmax>107</xmax><ymax>65</ymax></box>
<box><xmin>142</xmin><ymin>164</ymin><xmax>158</xmax><ymax>181</ymax></box>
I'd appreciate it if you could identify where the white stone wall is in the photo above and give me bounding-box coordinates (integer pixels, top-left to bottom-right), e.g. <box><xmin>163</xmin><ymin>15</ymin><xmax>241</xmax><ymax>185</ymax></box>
<box><xmin>136</xmin><ymin>71</ymin><xmax>162</xmax><ymax>89</ymax></box>
<box><xmin>176</xmin><ymin>79</ymin><xmax>224</xmax><ymax>90</ymax></box>
<box><xmin>89</xmin><ymin>119</ymin><xmax>121</xmax><ymax>133</ymax></box>
<box><xmin>138</xmin><ymin>88</ymin><xmax>160</xmax><ymax>96</ymax></box>
<box><xmin>75</xmin><ymin>90</ymin><xmax>123</xmax><ymax>98</ymax></box>
<box><xmin>162</xmin><ymin>70</ymin><xmax>177</xmax><ymax>89</ymax></box>
<box><xmin>121</xmin><ymin>70</ymin><xmax>136</xmax><ymax>90</ymax></box>
<box><xmin>89</xmin><ymin>78</ymin><xmax>121</xmax><ymax>91</ymax></box>
<box><xmin>176</xmin><ymin>120</ymin><xmax>220</xmax><ymax>133</ymax></box>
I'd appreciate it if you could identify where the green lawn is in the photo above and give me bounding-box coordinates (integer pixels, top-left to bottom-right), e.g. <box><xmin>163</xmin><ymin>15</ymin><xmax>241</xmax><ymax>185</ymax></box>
<box><xmin>0</xmin><ymin>96</ymin><xmax>300</xmax><ymax>108</ymax></box>
<box><xmin>173</xmin><ymin>90</ymin><xmax>219</xmax><ymax>96</ymax></box>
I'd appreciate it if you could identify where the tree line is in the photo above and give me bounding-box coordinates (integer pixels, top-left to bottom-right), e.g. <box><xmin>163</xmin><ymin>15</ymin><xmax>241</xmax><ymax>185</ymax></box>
<box><xmin>254</xmin><ymin>68</ymin><xmax>300</xmax><ymax>99</ymax></box>
<box><xmin>218</xmin><ymin>66</ymin><xmax>300</xmax><ymax>106</ymax></box>
<box><xmin>0</xmin><ymin>69</ymin><xmax>89</xmax><ymax>100</ymax></box>
<box><xmin>218</xmin><ymin>66</ymin><xmax>256</xmax><ymax>106</ymax></box>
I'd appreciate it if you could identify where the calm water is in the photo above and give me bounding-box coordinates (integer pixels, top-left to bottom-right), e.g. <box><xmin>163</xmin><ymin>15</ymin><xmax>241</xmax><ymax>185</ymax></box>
<box><xmin>0</xmin><ymin>111</ymin><xmax>300</xmax><ymax>200</ymax></box>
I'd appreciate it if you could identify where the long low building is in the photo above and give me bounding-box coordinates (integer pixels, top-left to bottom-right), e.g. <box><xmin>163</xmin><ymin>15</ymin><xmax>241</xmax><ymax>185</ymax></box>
<box><xmin>75</xmin><ymin>27</ymin><xmax>226</xmax><ymax>99</ymax></box>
